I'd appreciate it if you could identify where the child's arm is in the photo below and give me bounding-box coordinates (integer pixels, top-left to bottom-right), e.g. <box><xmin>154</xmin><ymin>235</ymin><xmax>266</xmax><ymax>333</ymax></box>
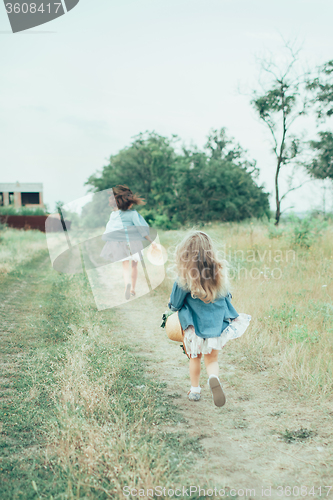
<box><xmin>144</xmin><ymin>235</ymin><xmax>157</xmax><ymax>248</ymax></box>
<box><xmin>168</xmin><ymin>282</ymin><xmax>188</xmax><ymax>312</ymax></box>
<box><xmin>132</xmin><ymin>211</ymin><xmax>157</xmax><ymax>247</ymax></box>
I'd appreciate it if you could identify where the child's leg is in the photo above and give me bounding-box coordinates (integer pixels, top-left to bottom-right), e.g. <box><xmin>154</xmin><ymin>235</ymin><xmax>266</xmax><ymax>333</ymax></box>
<box><xmin>205</xmin><ymin>349</ymin><xmax>225</xmax><ymax>407</ymax></box>
<box><xmin>189</xmin><ymin>354</ymin><xmax>202</xmax><ymax>387</ymax></box>
<box><xmin>131</xmin><ymin>260</ymin><xmax>138</xmax><ymax>292</ymax></box>
<box><xmin>204</xmin><ymin>349</ymin><xmax>219</xmax><ymax>377</ymax></box>
<box><xmin>122</xmin><ymin>260</ymin><xmax>130</xmax><ymax>287</ymax></box>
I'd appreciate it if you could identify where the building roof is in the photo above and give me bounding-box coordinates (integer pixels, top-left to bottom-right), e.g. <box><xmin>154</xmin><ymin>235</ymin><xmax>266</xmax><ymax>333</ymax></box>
<box><xmin>0</xmin><ymin>182</ymin><xmax>43</xmax><ymax>192</ymax></box>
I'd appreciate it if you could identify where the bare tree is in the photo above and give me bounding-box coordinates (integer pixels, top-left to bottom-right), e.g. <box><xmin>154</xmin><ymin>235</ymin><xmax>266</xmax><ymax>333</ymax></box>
<box><xmin>251</xmin><ymin>43</ymin><xmax>310</xmax><ymax>224</ymax></box>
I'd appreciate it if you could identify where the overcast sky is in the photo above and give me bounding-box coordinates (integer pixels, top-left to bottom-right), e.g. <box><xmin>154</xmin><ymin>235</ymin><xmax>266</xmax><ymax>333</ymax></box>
<box><xmin>1</xmin><ymin>0</ymin><xmax>333</xmax><ymax>214</ymax></box>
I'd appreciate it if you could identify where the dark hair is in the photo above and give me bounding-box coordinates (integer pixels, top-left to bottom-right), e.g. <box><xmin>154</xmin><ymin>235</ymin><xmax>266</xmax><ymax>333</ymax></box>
<box><xmin>112</xmin><ymin>185</ymin><xmax>145</xmax><ymax>211</ymax></box>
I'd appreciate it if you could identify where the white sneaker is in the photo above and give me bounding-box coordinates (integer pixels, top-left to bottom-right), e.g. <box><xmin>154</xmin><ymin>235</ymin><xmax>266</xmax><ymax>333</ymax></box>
<box><xmin>208</xmin><ymin>375</ymin><xmax>226</xmax><ymax>407</ymax></box>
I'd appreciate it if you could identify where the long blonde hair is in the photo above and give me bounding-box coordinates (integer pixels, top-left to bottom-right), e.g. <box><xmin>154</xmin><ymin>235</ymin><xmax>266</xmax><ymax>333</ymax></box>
<box><xmin>175</xmin><ymin>231</ymin><xmax>229</xmax><ymax>303</ymax></box>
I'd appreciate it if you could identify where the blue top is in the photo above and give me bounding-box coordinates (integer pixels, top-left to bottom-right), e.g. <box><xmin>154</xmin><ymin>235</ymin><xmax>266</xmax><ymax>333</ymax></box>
<box><xmin>102</xmin><ymin>210</ymin><xmax>150</xmax><ymax>241</ymax></box>
<box><xmin>168</xmin><ymin>281</ymin><xmax>239</xmax><ymax>339</ymax></box>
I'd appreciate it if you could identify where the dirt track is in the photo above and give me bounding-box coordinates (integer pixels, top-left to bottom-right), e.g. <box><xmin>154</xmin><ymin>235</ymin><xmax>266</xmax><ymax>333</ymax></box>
<box><xmin>113</xmin><ymin>286</ymin><xmax>333</xmax><ymax>500</ymax></box>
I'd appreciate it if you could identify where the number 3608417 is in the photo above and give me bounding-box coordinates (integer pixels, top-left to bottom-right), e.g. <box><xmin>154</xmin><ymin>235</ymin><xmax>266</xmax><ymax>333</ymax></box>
<box><xmin>5</xmin><ymin>3</ymin><xmax>62</xmax><ymax>14</ymax></box>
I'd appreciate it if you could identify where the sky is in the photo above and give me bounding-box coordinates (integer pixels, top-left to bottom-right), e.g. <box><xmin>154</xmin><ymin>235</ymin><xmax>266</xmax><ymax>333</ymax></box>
<box><xmin>1</xmin><ymin>0</ymin><xmax>333</xmax><ymax>214</ymax></box>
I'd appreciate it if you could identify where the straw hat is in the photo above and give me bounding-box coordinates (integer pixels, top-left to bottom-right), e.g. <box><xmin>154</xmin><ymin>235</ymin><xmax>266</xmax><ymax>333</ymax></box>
<box><xmin>165</xmin><ymin>312</ymin><xmax>184</xmax><ymax>342</ymax></box>
<box><xmin>147</xmin><ymin>243</ymin><xmax>168</xmax><ymax>266</ymax></box>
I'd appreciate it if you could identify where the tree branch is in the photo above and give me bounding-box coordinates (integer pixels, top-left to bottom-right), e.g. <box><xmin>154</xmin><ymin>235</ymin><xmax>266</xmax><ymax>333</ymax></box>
<box><xmin>260</xmin><ymin>115</ymin><xmax>279</xmax><ymax>157</ymax></box>
<box><xmin>280</xmin><ymin>179</ymin><xmax>313</xmax><ymax>202</ymax></box>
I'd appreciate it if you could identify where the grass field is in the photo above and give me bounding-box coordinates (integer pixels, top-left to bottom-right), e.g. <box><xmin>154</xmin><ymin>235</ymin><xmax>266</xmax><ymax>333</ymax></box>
<box><xmin>0</xmin><ymin>219</ymin><xmax>332</xmax><ymax>498</ymax></box>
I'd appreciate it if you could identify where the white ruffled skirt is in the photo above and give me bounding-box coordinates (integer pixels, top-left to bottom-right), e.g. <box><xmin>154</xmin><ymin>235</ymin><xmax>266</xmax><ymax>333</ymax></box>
<box><xmin>183</xmin><ymin>313</ymin><xmax>251</xmax><ymax>358</ymax></box>
<box><xmin>100</xmin><ymin>241</ymin><xmax>143</xmax><ymax>262</ymax></box>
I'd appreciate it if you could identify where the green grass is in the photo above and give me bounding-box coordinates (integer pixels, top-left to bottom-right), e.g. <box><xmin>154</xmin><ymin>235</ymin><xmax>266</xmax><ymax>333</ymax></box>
<box><xmin>0</xmin><ymin>227</ymin><xmax>46</xmax><ymax>275</ymax></box>
<box><xmin>0</xmin><ymin>252</ymin><xmax>204</xmax><ymax>499</ymax></box>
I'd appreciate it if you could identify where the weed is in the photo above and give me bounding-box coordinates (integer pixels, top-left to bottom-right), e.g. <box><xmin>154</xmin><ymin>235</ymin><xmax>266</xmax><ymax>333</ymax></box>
<box><xmin>280</xmin><ymin>428</ymin><xmax>316</xmax><ymax>443</ymax></box>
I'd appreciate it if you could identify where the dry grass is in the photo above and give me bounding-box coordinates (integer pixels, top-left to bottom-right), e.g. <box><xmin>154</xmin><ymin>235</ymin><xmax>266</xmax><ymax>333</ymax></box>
<box><xmin>159</xmin><ymin>219</ymin><xmax>333</xmax><ymax>399</ymax></box>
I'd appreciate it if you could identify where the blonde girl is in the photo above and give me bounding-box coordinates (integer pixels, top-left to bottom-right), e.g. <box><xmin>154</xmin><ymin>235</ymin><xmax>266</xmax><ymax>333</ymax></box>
<box><xmin>168</xmin><ymin>231</ymin><xmax>250</xmax><ymax>406</ymax></box>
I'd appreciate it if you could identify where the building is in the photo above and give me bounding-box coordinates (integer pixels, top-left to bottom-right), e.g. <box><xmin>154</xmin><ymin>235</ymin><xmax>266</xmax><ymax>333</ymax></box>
<box><xmin>0</xmin><ymin>182</ymin><xmax>44</xmax><ymax>208</ymax></box>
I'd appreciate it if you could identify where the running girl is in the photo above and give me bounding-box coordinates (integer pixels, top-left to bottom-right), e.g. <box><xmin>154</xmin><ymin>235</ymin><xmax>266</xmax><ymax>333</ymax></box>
<box><xmin>100</xmin><ymin>185</ymin><xmax>156</xmax><ymax>299</ymax></box>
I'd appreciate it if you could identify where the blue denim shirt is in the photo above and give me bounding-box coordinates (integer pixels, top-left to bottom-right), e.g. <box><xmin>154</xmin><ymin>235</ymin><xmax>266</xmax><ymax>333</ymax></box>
<box><xmin>168</xmin><ymin>281</ymin><xmax>239</xmax><ymax>339</ymax></box>
<box><xmin>102</xmin><ymin>210</ymin><xmax>150</xmax><ymax>241</ymax></box>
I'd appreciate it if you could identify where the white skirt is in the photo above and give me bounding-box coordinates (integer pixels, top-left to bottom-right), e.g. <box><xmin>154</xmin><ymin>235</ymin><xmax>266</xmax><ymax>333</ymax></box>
<box><xmin>100</xmin><ymin>241</ymin><xmax>143</xmax><ymax>263</ymax></box>
<box><xmin>183</xmin><ymin>313</ymin><xmax>251</xmax><ymax>358</ymax></box>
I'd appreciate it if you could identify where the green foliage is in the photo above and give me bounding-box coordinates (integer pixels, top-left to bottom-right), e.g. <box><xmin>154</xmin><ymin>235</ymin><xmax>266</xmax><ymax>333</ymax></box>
<box><xmin>173</xmin><ymin>129</ymin><xmax>270</xmax><ymax>224</ymax></box>
<box><xmin>85</xmin><ymin>130</ymin><xmax>270</xmax><ymax>229</ymax></box>
<box><xmin>267</xmin><ymin>222</ymin><xmax>284</xmax><ymax>239</ymax></box>
<box><xmin>286</xmin><ymin>214</ymin><xmax>328</xmax><ymax>248</ymax></box>
<box><xmin>0</xmin><ymin>206</ymin><xmax>47</xmax><ymax>216</ymax></box>
<box><xmin>306</xmin><ymin>131</ymin><xmax>333</xmax><ymax>180</ymax></box>
<box><xmin>280</xmin><ymin>428</ymin><xmax>315</xmax><ymax>443</ymax></box>
<box><xmin>307</xmin><ymin>59</ymin><xmax>333</xmax><ymax>119</ymax></box>
<box><xmin>252</xmin><ymin>85</ymin><xmax>297</xmax><ymax>121</ymax></box>
<box><xmin>306</xmin><ymin>61</ymin><xmax>333</xmax><ymax>181</ymax></box>
<box><xmin>267</xmin><ymin>214</ymin><xmax>328</xmax><ymax>248</ymax></box>
<box><xmin>80</xmin><ymin>189</ymin><xmax>112</xmax><ymax>228</ymax></box>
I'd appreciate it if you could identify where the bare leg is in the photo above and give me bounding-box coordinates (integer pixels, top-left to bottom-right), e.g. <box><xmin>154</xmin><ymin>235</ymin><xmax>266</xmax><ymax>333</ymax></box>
<box><xmin>131</xmin><ymin>261</ymin><xmax>138</xmax><ymax>293</ymax></box>
<box><xmin>204</xmin><ymin>350</ymin><xmax>219</xmax><ymax>377</ymax></box>
<box><xmin>204</xmin><ymin>349</ymin><xmax>225</xmax><ymax>406</ymax></box>
<box><xmin>122</xmin><ymin>260</ymin><xmax>130</xmax><ymax>289</ymax></box>
<box><xmin>189</xmin><ymin>354</ymin><xmax>202</xmax><ymax>387</ymax></box>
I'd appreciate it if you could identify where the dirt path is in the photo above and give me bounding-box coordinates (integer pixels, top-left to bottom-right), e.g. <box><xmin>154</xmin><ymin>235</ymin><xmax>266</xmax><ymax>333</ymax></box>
<box><xmin>0</xmin><ymin>277</ymin><xmax>29</xmax><ymax>404</ymax></box>
<box><xmin>113</xmin><ymin>289</ymin><xmax>333</xmax><ymax>500</ymax></box>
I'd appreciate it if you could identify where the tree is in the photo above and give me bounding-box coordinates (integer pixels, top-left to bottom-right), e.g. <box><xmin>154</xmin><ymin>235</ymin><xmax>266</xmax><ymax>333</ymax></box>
<box><xmin>307</xmin><ymin>60</ymin><xmax>333</xmax><ymax>119</ymax></box>
<box><xmin>306</xmin><ymin>131</ymin><xmax>333</xmax><ymax>180</ymax></box>
<box><xmin>85</xmin><ymin>130</ymin><xmax>270</xmax><ymax>227</ymax></box>
<box><xmin>251</xmin><ymin>45</ymin><xmax>310</xmax><ymax>224</ymax></box>
<box><xmin>306</xmin><ymin>61</ymin><xmax>333</xmax><ymax>181</ymax></box>
<box><xmin>86</xmin><ymin>131</ymin><xmax>178</xmax><ymax>215</ymax></box>
<box><xmin>174</xmin><ymin>129</ymin><xmax>270</xmax><ymax>223</ymax></box>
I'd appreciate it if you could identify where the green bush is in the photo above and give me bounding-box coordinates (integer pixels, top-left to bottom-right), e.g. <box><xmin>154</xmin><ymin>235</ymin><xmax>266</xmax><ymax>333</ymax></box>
<box><xmin>287</xmin><ymin>214</ymin><xmax>328</xmax><ymax>248</ymax></box>
<box><xmin>0</xmin><ymin>206</ymin><xmax>47</xmax><ymax>216</ymax></box>
<box><xmin>267</xmin><ymin>221</ymin><xmax>284</xmax><ymax>239</ymax></box>
<box><xmin>266</xmin><ymin>213</ymin><xmax>328</xmax><ymax>248</ymax></box>
<box><xmin>139</xmin><ymin>208</ymin><xmax>181</xmax><ymax>230</ymax></box>
<box><xmin>152</xmin><ymin>213</ymin><xmax>181</xmax><ymax>230</ymax></box>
